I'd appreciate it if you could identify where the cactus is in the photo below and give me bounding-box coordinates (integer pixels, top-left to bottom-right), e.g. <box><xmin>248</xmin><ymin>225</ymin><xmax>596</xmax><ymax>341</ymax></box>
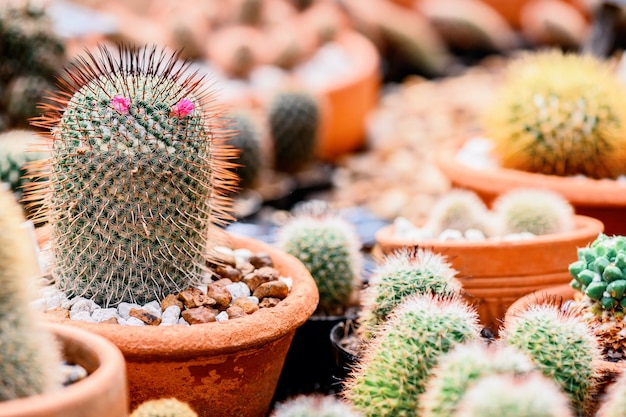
<box><xmin>484</xmin><ymin>50</ymin><xmax>626</xmax><ymax>179</ymax></box>
<box><xmin>268</xmin><ymin>89</ymin><xmax>320</xmax><ymax>173</ymax></box>
<box><xmin>452</xmin><ymin>373</ymin><xmax>574</xmax><ymax>417</ymax></box>
<box><xmin>596</xmin><ymin>369</ymin><xmax>626</xmax><ymax>417</ymax></box>
<box><xmin>276</xmin><ymin>200</ymin><xmax>362</xmax><ymax>315</ymax></box>
<box><xmin>24</xmin><ymin>45</ymin><xmax>238</xmax><ymax>307</ymax></box>
<box><xmin>418</xmin><ymin>342</ymin><xmax>537</xmax><ymax>417</ymax></box>
<box><xmin>4</xmin><ymin>75</ymin><xmax>57</xmax><ymax>128</ymax></box>
<box><xmin>271</xmin><ymin>394</ymin><xmax>363</xmax><ymax>417</ymax></box>
<box><xmin>0</xmin><ymin>129</ymin><xmax>49</xmax><ymax>200</ymax></box>
<box><xmin>492</xmin><ymin>188</ymin><xmax>575</xmax><ymax>236</ymax></box>
<box><xmin>343</xmin><ymin>294</ymin><xmax>481</xmax><ymax>417</ymax></box>
<box><xmin>130</xmin><ymin>398</ymin><xmax>198</xmax><ymax>417</ymax></box>
<box><xmin>425</xmin><ymin>189</ymin><xmax>492</xmax><ymax>236</ymax></box>
<box><xmin>358</xmin><ymin>247</ymin><xmax>462</xmax><ymax>337</ymax></box>
<box><xmin>500</xmin><ymin>303</ymin><xmax>600</xmax><ymax>415</ymax></box>
<box><xmin>0</xmin><ymin>186</ymin><xmax>63</xmax><ymax>401</ymax></box>
<box><xmin>223</xmin><ymin>110</ymin><xmax>263</xmax><ymax>190</ymax></box>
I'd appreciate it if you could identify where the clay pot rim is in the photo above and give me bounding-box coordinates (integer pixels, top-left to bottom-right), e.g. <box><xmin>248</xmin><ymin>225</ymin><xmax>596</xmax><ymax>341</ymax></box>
<box><xmin>375</xmin><ymin>214</ymin><xmax>604</xmax><ymax>250</ymax></box>
<box><xmin>0</xmin><ymin>322</ymin><xmax>126</xmax><ymax>416</ymax></box>
<box><xmin>436</xmin><ymin>137</ymin><xmax>626</xmax><ymax>207</ymax></box>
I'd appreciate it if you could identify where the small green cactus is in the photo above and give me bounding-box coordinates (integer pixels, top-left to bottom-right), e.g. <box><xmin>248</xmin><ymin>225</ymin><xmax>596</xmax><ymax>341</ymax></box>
<box><xmin>277</xmin><ymin>200</ymin><xmax>361</xmax><ymax>315</ymax></box>
<box><xmin>25</xmin><ymin>45</ymin><xmax>238</xmax><ymax>307</ymax></box>
<box><xmin>484</xmin><ymin>50</ymin><xmax>626</xmax><ymax>179</ymax></box>
<box><xmin>492</xmin><ymin>188</ymin><xmax>575</xmax><ymax>236</ymax></box>
<box><xmin>268</xmin><ymin>89</ymin><xmax>320</xmax><ymax>173</ymax></box>
<box><xmin>0</xmin><ymin>129</ymin><xmax>49</xmax><ymax>200</ymax></box>
<box><xmin>452</xmin><ymin>373</ymin><xmax>574</xmax><ymax>417</ymax></box>
<box><xmin>343</xmin><ymin>294</ymin><xmax>481</xmax><ymax>417</ymax></box>
<box><xmin>271</xmin><ymin>394</ymin><xmax>363</xmax><ymax>417</ymax></box>
<box><xmin>500</xmin><ymin>303</ymin><xmax>600</xmax><ymax>415</ymax></box>
<box><xmin>130</xmin><ymin>398</ymin><xmax>198</xmax><ymax>417</ymax></box>
<box><xmin>0</xmin><ymin>186</ymin><xmax>63</xmax><ymax>401</ymax></box>
<box><xmin>425</xmin><ymin>189</ymin><xmax>492</xmax><ymax>236</ymax></box>
<box><xmin>223</xmin><ymin>110</ymin><xmax>263</xmax><ymax>190</ymax></box>
<box><xmin>358</xmin><ymin>248</ymin><xmax>462</xmax><ymax>337</ymax></box>
<box><xmin>596</xmin><ymin>369</ymin><xmax>626</xmax><ymax>417</ymax></box>
<box><xmin>418</xmin><ymin>342</ymin><xmax>537</xmax><ymax>417</ymax></box>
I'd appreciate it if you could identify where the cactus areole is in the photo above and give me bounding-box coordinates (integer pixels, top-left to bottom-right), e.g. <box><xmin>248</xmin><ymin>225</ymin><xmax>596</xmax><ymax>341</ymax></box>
<box><xmin>26</xmin><ymin>46</ymin><xmax>238</xmax><ymax>307</ymax></box>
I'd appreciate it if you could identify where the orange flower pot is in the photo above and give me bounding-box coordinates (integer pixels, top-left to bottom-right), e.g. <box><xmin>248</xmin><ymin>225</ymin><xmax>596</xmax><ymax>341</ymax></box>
<box><xmin>0</xmin><ymin>323</ymin><xmax>128</xmax><ymax>417</ymax></box>
<box><xmin>375</xmin><ymin>215</ymin><xmax>604</xmax><ymax>332</ymax></box>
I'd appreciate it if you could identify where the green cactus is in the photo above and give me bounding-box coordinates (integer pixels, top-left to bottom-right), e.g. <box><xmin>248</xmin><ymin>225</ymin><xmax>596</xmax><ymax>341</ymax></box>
<box><xmin>25</xmin><ymin>45</ymin><xmax>238</xmax><ymax>307</ymax></box>
<box><xmin>596</xmin><ymin>369</ymin><xmax>626</xmax><ymax>417</ymax></box>
<box><xmin>358</xmin><ymin>248</ymin><xmax>462</xmax><ymax>337</ymax></box>
<box><xmin>500</xmin><ymin>304</ymin><xmax>600</xmax><ymax>416</ymax></box>
<box><xmin>223</xmin><ymin>110</ymin><xmax>263</xmax><ymax>190</ymax></box>
<box><xmin>0</xmin><ymin>129</ymin><xmax>49</xmax><ymax>200</ymax></box>
<box><xmin>418</xmin><ymin>342</ymin><xmax>538</xmax><ymax>417</ymax></box>
<box><xmin>4</xmin><ymin>75</ymin><xmax>56</xmax><ymax>128</ymax></box>
<box><xmin>484</xmin><ymin>50</ymin><xmax>626</xmax><ymax>179</ymax></box>
<box><xmin>130</xmin><ymin>398</ymin><xmax>198</xmax><ymax>417</ymax></box>
<box><xmin>452</xmin><ymin>373</ymin><xmax>574</xmax><ymax>417</ymax></box>
<box><xmin>425</xmin><ymin>189</ymin><xmax>492</xmax><ymax>236</ymax></box>
<box><xmin>268</xmin><ymin>89</ymin><xmax>320</xmax><ymax>173</ymax></box>
<box><xmin>492</xmin><ymin>188</ymin><xmax>575</xmax><ymax>236</ymax></box>
<box><xmin>271</xmin><ymin>394</ymin><xmax>363</xmax><ymax>417</ymax></box>
<box><xmin>343</xmin><ymin>294</ymin><xmax>481</xmax><ymax>417</ymax></box>
<box><xmin>0</xmin><ymin>186</ymin><xmax>63</xmax><ymax>401</ymax></box>
<box><xmin>277</xmin><ymin>201</ymin><xmax>362</xmax><ymax>315</ymax></box>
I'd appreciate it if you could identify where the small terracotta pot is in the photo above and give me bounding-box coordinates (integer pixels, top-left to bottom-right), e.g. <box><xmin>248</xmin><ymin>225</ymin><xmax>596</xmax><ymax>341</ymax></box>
<box><xmin>0</xmin><ymin>323</ymin><xmax>128</xmax><ymax>417</ymax></box>
<box><xmin>375</xmin><ymin>215</ymin><xmax>604</xmax><ymax>332</ymax></box>
<box><xmin>45</xmin><ymin>234</ymin><xmax>318</xmax><ymax>417</ymax></box>
<box><xmin>436</xmin><ymin>137</ymin><xmax>626</xmax><ymax>235</ymax></box>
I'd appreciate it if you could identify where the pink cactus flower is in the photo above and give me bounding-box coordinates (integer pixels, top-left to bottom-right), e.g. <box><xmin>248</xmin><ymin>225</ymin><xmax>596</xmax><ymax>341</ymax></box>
<box><xmin>171</xmin><ymin>98</ymin><xmax>194</xmax><ymax>117</ymax></box>
<box><xmin>110</xmin><ymin>95</ymin><xmax>130</xmax><ymax>114</ymax></box>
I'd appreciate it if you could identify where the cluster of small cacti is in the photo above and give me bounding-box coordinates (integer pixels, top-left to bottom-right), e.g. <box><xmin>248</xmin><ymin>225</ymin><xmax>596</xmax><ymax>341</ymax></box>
<box><xmin>500</xmin><ymin>303</ymin><xmax>600</xmax><ymax>415</ymax></box>
<box><xmin>425</xmin><ymin>188</ymin><xmax>492</xmax><ymax>236</ymax></box>
<box><xmin>130</xmin><ymin>398</ymin><xmax>198</xmax><ymax>417</ymax></box>
<box><xmin>222</xmin><ymin>110</ymin><xmax>264</xmax><ymax>190</ymax></box>
<box><xmin>271</xmin><ymin>394</ymin><xmax>363</xmax><ymax>417</ymax></box>
<box><xmin>0</xmin><ymin>186</ymin><xmax>63</xmax><ymax>401</ymax></box>
<box><xmin>276</xmin><ymin>200</ymin><xmax>361</xmax><ymax>315</ymax></box>
<box><xmin>25</xmin><ymin>45</ymin><xmax>238</xmax><ymax>308</ymax></box>
<box><xmin>357</xmin><ymin>247</ymin><xmax>461</xmax><ymax>337</ymax></box>
<box><xmin>484</xmin><ymin>50</ymin><xmax>626</xmax><ymax>179</ymax></box>
<box><xmin>343</xmin><ymin>294</ymin><xmax>481</xmax><ymax>417</ymax></box>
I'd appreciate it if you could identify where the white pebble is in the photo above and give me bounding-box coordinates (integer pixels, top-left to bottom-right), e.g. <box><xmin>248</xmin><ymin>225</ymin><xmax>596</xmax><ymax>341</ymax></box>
<box><xmin>91</xmin><ymin>308</ymin><xmax>119</xmax><ymax>323</ymax></box>
<box><xmin>195</xmin><ymin>284</ymin><xmax>208</xmax><ymax>295</ymax></box>
<box><xmin>70</xmin><ymin>310</ymin><xmax>95</xmax><ymax>322</ymax></box>
<box><xmin>464</xmin><ymin>229</ymin><xmax>486</xmax><ymax>241</ymax></box>
<box><xmin>246</xmin><ymin>296</ymin><xmax>259</xmax><ymax>305</ymax></box>
<box><xmin>233</xmin><ymin>248</ymin><xmax>252</xmax><ymax>261</ymax></box>
<box><xmin>29</xmin><ymin>298</ymin><xmax>47</xmax><ymax>312</ymax></box>
<box><xmin>216</xmin><ymin>311</ymin><xmax>229</xmax><ymax>323</ymax></box>
<box><xmin>122</xmin><ymin>317</ymin><xmax>146</xmax><ymax>326</ymax></box>
<box><xmin>160</xmin><ymin>305</ymin><xmax>181</xmax><ymax>326</ymax></box>
<box><xmin>438</xmin><ymin>229</ymin><xmax>464</xmax><ymax>241</ymax></box>
<box><xmin>117</xmin><ymin>302</ymin><xmax>142</xmax><ymax>320</ymax></box>
<box><xmin>502</xmin><ymin>232</ymin><xmax>536</xmax><ymax>241</ymax></box>
<box><xmin>226</xmin><ymin>282</ymin><xmax>251</xmax><ymax>300</ymax></box>
<box><xmin>279</xmin><ymin>276</ymin><xmax>293</xmax><ymax>292</ymax></box>
<box><xmin>178</xmin><ymin>317</ymin><xmax>190</xmax><ymax>326</ymax></box>
<box><xmin>142</xmin><ymin>301</ymin><xmax>162</xmax><ymax>318</ymax></box>
<box><xmin>70</xmin><ymin>298</ymin><xmax>100</xmax><ymax>315</ymax></box>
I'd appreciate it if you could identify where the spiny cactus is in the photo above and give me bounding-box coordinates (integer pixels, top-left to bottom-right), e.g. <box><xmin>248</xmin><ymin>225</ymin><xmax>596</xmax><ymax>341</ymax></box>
<box><xmin>0</xmin><ymin>129</ymin><xmax>49</xmax><ymax>200</ymax></box>
<box><xmin>500</xmin><ymin>303</ymin><xmax>600</xmax><ymax>416</ymax></box>
<box><xmin>25</xmin><ymin>45</ymin><xmax>238</xmax><ymax>307</ymax></box>
<box><xmin>492</xmin><ymin>188</ymin><xmax>575</xmax><ymax>236</ymax></box>
<box><xmin>596</xmin><ymin>369</ymin><xmax>626</xmax><ymax>417</ymax></box>
<box><xmin>4</xmin><ymin>75</ymin><xmax>57</xmax><ymax>127</ymax></box>
<box><xmin>452</xmin><ymin>373</ymin><xmax>574</xmax><ymax>417</ymax></box>
<box><xmin>223</xmin><ymin>110</ymin><xmax>263</xmax><ymax>190</ymax></box>
<box><xmin>130</xmin><ymin>398</ymin><xmax>198</xmax><ymax>417</ymax></box>
<box><xmin>418</xmin><ymin>342</ymin><xmax>538</xmax><ymax>417</ymax></box>
<box><xmin>358</xmin><ymin>247</ymin><xmax>462</xmax><ymax>337</ymax></box>
<box><xmin>0</xmin><ymin>186</ymin><xmax>63</xmax><ymax>401</ymax></box>
<box><xmin>276</xmin><ymin>200</ymin><xmax>361</xmax><ymax>315</ymax></box>
<box><xmin>268</xmin><ymin>89</ymin><xmax>320</xmax><ymax>173</ymax></box>
<box><xmin>425</xmin><ymin>189</ymin><xmax>492</xmax><ymax>236</ymax></box>
<box><xmin>484</xmin><ymin>50</ymin><xmax>626</xmax><ymax>179</ymax></box>
<box><xmin>343</xmin><ymin>294</ymin><xmax>481</xmax><ymax>417</ymax></box>
<box><xmin>271</xmin><ymin>394</ymin><xmax>363</xmax><ymax>417</ymax></box>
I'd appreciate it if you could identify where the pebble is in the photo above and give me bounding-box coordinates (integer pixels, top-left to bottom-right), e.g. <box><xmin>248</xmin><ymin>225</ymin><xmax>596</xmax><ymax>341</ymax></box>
<box><xmin>232</xmin><ymin>297</ymin><xmax>259</xmax><ymax>314</ymax></box>
<box><xmin>118</xmin><ymin>302</ymin><xmax>142</xmax><ymax>320</ymax></box>
<box><xmin>161</xmin><ymin>294</ymin><xmax>183</xmax><ymax>311</ymax></box>
<box><xmin>182</xmin><ymin>306</ymin><xmax>217</xmax><ymax>324</ymax></box>
<box><xmin>129</xmin><ymin>308</ymin><xmax>161</xmax><ymax>326</ymax></box>
<box><xmin>60</xmin><ymin>363</ymin><xmax>88</xmax><ymax>386</ymax></box>
<box><xmin>123</xmin><ymin>317</ymin><xmax>146</xmax><ymax>326</ymax></box>
<box><xmin>226</xmin><ymin>282</ymin><xmax>251</xmax><ymax>300</ymax></box>
<box><xmin>70</xmin><ymin>298</ymin><xmax>100</xmax><ymax>315</ymax></box>
<box><xmin>161</xmin><ymin>305</ymin><xmax>181</xmax><ymax>326</ymax></box>
<box><xmin>70</xmin><ymin>310</ymin><xmax>94</xmax><ymax>322</ymax></box>
<box><xmin>249</xmin><ymin>253</ymin><xmax>273</xmax><ymax>269</ymax></box>
<box><xmin>215</xmin><ymin>311</ymin><xmax>229</xmax><ymax>322</ymax></box>
<box><xmin>253</xmin><ymin>280</ymin><xmax>289</xmax><ymax>300</ymax></box>
<box><xmin>207</xmin><ymin>285</ymin><xmax>232</xmax><ymax>310</ymax></box>
<box><xmin>92</xmin><ymin>308</ymin><xmax>118</xmax><ymax>323</ymax></box>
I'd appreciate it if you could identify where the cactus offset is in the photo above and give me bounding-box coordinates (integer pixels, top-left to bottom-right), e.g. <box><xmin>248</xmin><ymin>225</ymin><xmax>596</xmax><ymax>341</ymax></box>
<box><xmin>0</xmin><ymin>186</ymin><xmax>63</xmax><ymax>401</ymax></box>
<box><xmin>223</xmin><ymin>110</ymin><xmax>263</xmax><ymax>190</ymax></box>
<box><xmin>25</xmin><ymin>46</ymin><xmax>238</xmax><ymax>307</ymax></box>
<box><xmin>344</xmin><ymin>294</ymin><xmax>481</xmax><ymax>417</ymax></box>
<box><xmin>271</xmin><ymin>394</ymin><xmax>363</xmax><ymax>417</ymax></box>
<box><xmin>130</xmin><ymin>398</ymin><xmax>198</xmax><ymax>417</ymax></box>
<box><xmin>485</xmin><ymin>50</ymin><xmax>626</xmax><ymax>179</ymax></box>
<box><xmin>425</xmin><ymin>189</ymin><xmax>492</xmax><ymax>236</ymax></box>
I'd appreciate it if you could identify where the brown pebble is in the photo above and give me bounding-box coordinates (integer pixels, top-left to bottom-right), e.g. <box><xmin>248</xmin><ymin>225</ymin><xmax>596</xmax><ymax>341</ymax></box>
<box><xmin>216</xmin><ymin>265</ymin><xmax>242</xmax><ymax>282</ymax></box>
<box><xmin>130</xmin><ymin>308</ymin><xmax>162</xmax><ymax>326</ymax></box>
<box><xmin>253</xmin><ymin>280</ymin><xmax>289</xmax><ymax>300</ymax></box>
<box><xmin>239</xmin><ymin>262</ymin><xmax>255</xmax><ymax>275</ymax></box>
<box><xmin>244</xmin><ymin>266</ymin><xmax>279</xmax><ymax>291</ymax></box>
<box><xmin>249</xmin><ymin>253</ymin><xmax>273</xmax><ymax>269</ymax></box>
<box><xmin>259</xmin><ymin>297</ymin><xmax>281</xmax><ymax>308</ymax></box>
<box><xmin>45</xmin><ymin>307</ymin><xmax>70</xmax><ymax>320</ymax></box>
<box><xmin>161</xmin><ymin>294</ymin><xmax>183</xmax><ymax>311</ymax></box>
<box><xmin>178</xmin><ymin>288</ymin><xmax>216</xmax><ymax>309</ymax></box>
<box><xmin>182</xmin><ymin>306</ymin><xmax>218</xmax><ymax>324</ymax></box>
<box><xmin>212</xmin><ymin>278</ymin><xmax>233</xmax><ymax>287</ymax></box>
<box><xmin>206</xmin><ymin>284</ymin><xmax>233</xmax><ymax>310</ymax></box>
<box><xmin>233</xmin><ymin>297</ymin><xmax>259</xmax><ymax>314</ymax></box>
<box><xmin>99</xmin><ymin>317</ymin><xmax>119</xmax><ymax>324</ymax></box>
<box><xmin>226</xmin><ymin>305</ymin><xmax>246</xmax><ymax>319</ymax></box>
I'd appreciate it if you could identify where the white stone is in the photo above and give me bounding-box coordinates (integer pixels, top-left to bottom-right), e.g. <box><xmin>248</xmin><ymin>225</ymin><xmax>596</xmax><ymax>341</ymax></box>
<box><xmin>502</xmin><ymin>232</ymin><xmax>536</xmax><ymax>241</ymax></box>
<box><xmin>70</xmin><ymin>310</ymin><xmax>95</xmax><ymax>322</ymax></box>
<box><xmin>438</xmin><ymin>229</ymin><xmax>464</xmax><ymax>241</ymax></box>
<box><xmin>160</xmin><ymin>305</ymin><xmax>181</xmax><ymax>326</ymax></box>
<box><xmin>279</xmin><ymin>276</ymin><xmax>293</xmax><ymax>292</ymax></box>
<box><xmin>216</xmin><ymin>311</ymin><xmax>229</xmax><ymax>323</ymax></box>
<box><xmin>226</xmin><ymin>282</ymin><xmax>251</xmax><ymax>301</ymax></box>
<box><xmin>92</xmin><ymin>308</ymin><xmax>119</xmax><ymax>323</ymax></box>
<box><xmin>195</xmin><ymin>284</ymin><xmax>208</xmax><ymax>295</ymax></box>
<box><xmin>29</xmin><ymin>298</ymin><xmax>47</xmax><ymax>313</ymax></box>
<box><xmin>70</xmin><ymin>298</ymin><xmax>100</xmax><ymax>315</ymax></box>
<box><xmin>178</xmin><ymin>317</ymin><xmax>190</xmax><ymax>326</ymax></box>
<box><xmin>142</xmin><ymin>301</ymin><xmax>162</xmax><ymax>317</ymax></box>
<box><xmin>464</xmin><ymin>229</ymin><xmax>486</xmax><ymax>241</ymax></box>
<box><xmin>123</xmin><ymin>317</ymin><xmax>146</xmax><ymax>326</ymax></box>
<box><xmin>247</xmin><ymin>296</ymin><xmax>260</xmax><ymax>305</ymax></box>
<box><xmin>233</xmin><ymin>248</ymin><xmax>253</xmax><ymax>261</ymax></box>
<box><xmin>117</xmin><ymin>302</ymin><xmax>142</xmax><ymax>320</ymax></box>
<box><xmin>46</xmin><ymin>292</ymin><xmax>69</xmax><ymax>310</ymax></box>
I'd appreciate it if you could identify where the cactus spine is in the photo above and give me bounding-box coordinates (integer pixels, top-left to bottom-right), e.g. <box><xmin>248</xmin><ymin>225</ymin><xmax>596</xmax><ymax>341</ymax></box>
<box><xmin>425</xmin><ymin>189</ymin><xmax>492</xmax><ymax>236</ymax></box>
<box><xmin>0</xmin><ymin>186</ymin><xmax>62</xmax><ymax>401</ymax></box>
<box><xmin>25</xmin><ymin>46</ymin><xmax>238</xmax><ymax>307</ymax></box>
<box><xmin>343</xmin><ymin>294</ymin><xmax>481</xmax><ymax>417</ymax></box>
<box><xmin>271</xmin><ymin>394</ymin><xmax>363</xmax><ymax>417</ymax></box>
<box><xmin>130</xmin><ymin>398</ymin><xmax>198</xmax><ymax>417</ymax></box>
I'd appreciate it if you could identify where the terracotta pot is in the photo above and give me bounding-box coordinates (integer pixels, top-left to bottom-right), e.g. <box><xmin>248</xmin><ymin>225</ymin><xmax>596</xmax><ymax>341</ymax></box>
<box><xmin>436</xmin><ymin>137</ymin><xmax>626</xmax><ymax>235</ymax></box>
<box><xmin>45</xmin><ymin>234</ymin><xmax>319</xmax><ymax>417</ymax></box>
<box><xmin>375</xmin><ymin>215</ymin><xmax>604</xmax><ymax>332</ymax></box>
<box><xmin>0</xmin><ymin>323</ymin><xmax>128</xmax><ymax>417</ymax></box>
<box><xmin>477</xmin><ymin>0</ymin><xmax>588</xmax><ymax>28</ymax></box>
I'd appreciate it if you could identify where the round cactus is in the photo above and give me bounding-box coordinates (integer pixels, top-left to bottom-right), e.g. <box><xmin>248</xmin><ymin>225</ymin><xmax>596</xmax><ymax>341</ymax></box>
<box><xmin>0</xmin><ymin>129</ymin><xmax>49</xmax><ymax>200</ymax></box>
<box><xmin>343</xmin><ymin>294</ymin><xmax>481</xmax><ymax>417</ymax></box>
<box><xmin>0</xmin><ymin>186</ymin><xmax>62</xmax><ymax>401</ymax></box>
<box><xmin>492</xmin><ymin>188</ymin><xmax>575</xmax><ymax>236</ymax></box>
<box><xmin>596</xmin><ymin>369</ymin><xmax>626</xmax><ymax>417</ymax></box>
<box><xmin>484</xmin><ymin>50</ymin><xmax>626</xmax><ymax>179</ymax></box>
<box><xmin>223</xmin><ymin>110</ymin><xmax>264</xmax><ymax>190</ymax></box>
<box><xmin>452</xmin><ymin>373</ymin><xmax>574</xmax><ymax>417</ymax></box>
<box><xmin>271</xmin><ymin>394</ymin><xmax>363</xmax><ymax>417</ymax></box>
<box><xmin>418</xmin><ymin>342</ymin><xmax>538</xmax><ymax>417</ymax></box>
<box><xmin>358</xmin><ymin>248</ymin><xmax>462</xmax><ymax>337</ymax></box>
<box><xmin>25</xmin><ymin>45</ymin><xmax>238</xmax><ymax>307</ymax></box>
<box><xmin>276</xmin><ymin>201</ymin><xmax>362</xmax><ymax>315</ymax></box>
<box><xmin>130</xmin><ymin>398</ymin><xmax>198</xmax><ymax>417</ymax></box>
<box><xmin>268</xmin><ymin>89</ymin><xmax>320</xmax><ymax>173</ymax></box>
<box><xmin>500</xmin><ymin>303</ymin><xmax>600</xmax><ymax>415</ymax></box>
<box><xmin>425</xmin><ymin>189</ymin><xmax>492</xmax><ymax>236</ymax></box>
